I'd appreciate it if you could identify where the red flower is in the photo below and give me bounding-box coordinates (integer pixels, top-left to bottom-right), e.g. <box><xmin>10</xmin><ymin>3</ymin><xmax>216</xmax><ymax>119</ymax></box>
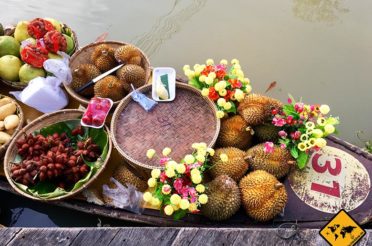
<box><xmin>208</xmin><ymin>87</ymin><xmax>219</xmax><ymax>101</ymax></box>
<box><xmin>201</xmin><ymin>65</ymin><xmax>215</xmax><ymax>76</ymax></box>
<box><xmin>229</xmin><ymin>79</ymin><xmax>242</xmax><ymax>89</ymax></box>
<box><xmin>216</xmin><ymin>70</ymin><xmax>226</xmax><ymax>80</ymax></box>
<box><xmin>224</xmin><ymin>90</ymin><xmax>234</xmax><ymax>101</ymax></box>
<box><xmin>160</xmin><ymin>171</ymin><xmax>167</xmax><ymax>183</ymax></box>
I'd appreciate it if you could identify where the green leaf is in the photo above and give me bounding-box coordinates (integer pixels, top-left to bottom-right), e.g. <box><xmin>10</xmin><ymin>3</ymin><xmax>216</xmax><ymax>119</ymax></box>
<box><xmin>297</xmin><ymin>151</ymin><xmax>309</xmax><ymax>169</ymax></box>
<box><xmin>288</xmin><ymin>94</ymin><xmax>296</xmax><ymax>105</ymax></box>
<box><xmin>173</xmin><ymin>209</ymin><xmax>187</xmax><ymax>220</ymax></box>
<box><xmin>283</xmin><ymin>104</ymin><xmax>296</xmax><ymax>116</ymax></box>
<box><xmin>188</xmin><ymin>77</ymin><xmax>203</xmax><ymax>90</ymax></box>
<box><xmin>225</xmin><ymin>102</ymin><xmax>237</xmax><ymax>114</ymax></box>
<box><xmin>290</xmin><ymin>147</ymin><xmax>299</xmax><ymax>159</ymax></box>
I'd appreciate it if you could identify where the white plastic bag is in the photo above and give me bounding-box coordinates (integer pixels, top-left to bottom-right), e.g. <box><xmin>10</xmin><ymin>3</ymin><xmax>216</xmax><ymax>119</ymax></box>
<box><xmin>10</xmin><ymin>52</ymin><xmax>72</xmax><ymax>113</ymax></box>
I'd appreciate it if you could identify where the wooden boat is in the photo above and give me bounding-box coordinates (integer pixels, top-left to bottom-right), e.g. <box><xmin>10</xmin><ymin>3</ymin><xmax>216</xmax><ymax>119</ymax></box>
<box><xmin>0</xmin><ymin>78</ymin><xmax>371</xmax><ymax>228</ymax></box>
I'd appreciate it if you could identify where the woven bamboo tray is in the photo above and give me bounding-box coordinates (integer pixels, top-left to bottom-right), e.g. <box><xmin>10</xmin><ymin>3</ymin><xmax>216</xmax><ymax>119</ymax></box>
<box><xmin>0</xmin><ymin>24</ymin><xmax>79</xmax><ymax>90</ymax></box>
<box><xmin>3</xmin><ymin>109</ymin><xmax>112</xmax><ymax>201</ymax></box>
<box><xmin>0</xmin><ymin>95</ymin><xmax>24</xmax><ymax>156</ymax></box>
<box><xmin>111</xmin><ymin>83</ymin><xmax>220</xmax><ymax>174</ymax></box>
<box><xmin>65</xmin><ymin>41</ymin><xmax>151</xmax><ymax>106</ymax></box>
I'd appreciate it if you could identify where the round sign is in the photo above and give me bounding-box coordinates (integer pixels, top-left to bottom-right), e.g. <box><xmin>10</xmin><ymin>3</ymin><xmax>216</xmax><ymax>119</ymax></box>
<box><xmin>289</xmin><ymin>146</ymin><xmax>370</xmax><ymax>214</ymax></box>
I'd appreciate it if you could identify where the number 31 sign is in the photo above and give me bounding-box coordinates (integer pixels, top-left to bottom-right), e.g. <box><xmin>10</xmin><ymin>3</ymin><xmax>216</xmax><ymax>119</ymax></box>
<box><xmin>289</xmin><ymin>146</ymin><xmax>370</xmax><ymax>214</ymax></box>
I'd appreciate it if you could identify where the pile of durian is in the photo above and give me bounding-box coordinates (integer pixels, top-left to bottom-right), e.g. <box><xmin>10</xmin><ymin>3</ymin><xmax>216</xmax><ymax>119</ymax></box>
<box><xmin>102</xmin><ymin>94</ymin><xmax>293</xmax><ymax>223</ymax></box>
<box><xmin>71</xmin><ymin>44</ymin><xmax>147</xmax><ymax>101</ymax></box>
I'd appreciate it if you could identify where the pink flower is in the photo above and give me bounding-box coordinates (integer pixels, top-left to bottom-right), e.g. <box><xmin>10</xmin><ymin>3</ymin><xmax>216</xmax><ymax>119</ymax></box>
<box><xmin>280</xmin><ymin>143</ymin><xmax>287</xmax><ymax>149</ymax></box>
<box><xmin>290</xmin><ymin>131</ymin><xmax>301</xmax><ymax>140</ymax></box>
<box><xmin>160</xmin><ymin>171</ymin><xmax>167</xmax><ymax>183</ymax></box>
<box><xmin>263</xmin><ymin>142</ymin><xmax>274</xmax><ymax>154</ymax></box>
<box><xmin>272</xmin><ymin>117</ymin><xmax>286</xmax><ymax>127</ymax></box>
<box><xmin>215</xmin><ymin>64</ymin><xmax>226</xmax><ymax>71</ymax></box>
<box><xmin>287</xmin><ymin>98</ymin><xmax>292</xmax><ymax>104</ymax></box>
<box><xmin>278</xmin><ymin>130</ymin><xmax>287</xmax><ymax>138</ymax></box>
<box><xmin>174</xmin><ymin>178</ymin><xmax>183</xmax><ymax>192</ymax></box>
<box><xmin>189</xmin><ymin>187</ymin><xmax>197</xmax><ymax>203</ymax></box>
<box><xmin>310</xmin><ymin>105</ymin><xmax>315</xmax><ymax>111</ymax></box>
<box><xmin>180</xmin><ymin>187</ymin><xmax>189</xmax><ymax>198</ymax></box>
<box><xmin>295</xmin><ymin>103</ymin><xmax>304</xmax><ymax>113</ymax></box>
<box><xmin>160</xmin><ymin>157</ymin><xmax>170</xmax><ymax>166</ymax></box>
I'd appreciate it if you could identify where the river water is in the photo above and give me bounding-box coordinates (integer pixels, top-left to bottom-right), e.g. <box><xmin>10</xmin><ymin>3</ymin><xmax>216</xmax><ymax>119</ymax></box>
<box><xmin>0</xmin><ymin>0</ymin><xmax>371</xmax><ymax>226</ymax></box>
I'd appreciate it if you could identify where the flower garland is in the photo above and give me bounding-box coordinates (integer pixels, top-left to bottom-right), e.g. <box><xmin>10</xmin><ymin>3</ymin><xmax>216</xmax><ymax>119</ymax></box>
<box><xmin>143</xmin><ymin>143</ymin><xmax>225</xmax><ymax>219</ymax></box>
<box><xmin>265</xmin><ymin>96</ymin><xmax>340</xmax><ymax>169</ymax></box>
<box><xmin>183</xmin><ymin>59</ymin><xmax>252</xmax><ymax>119</ymax></box>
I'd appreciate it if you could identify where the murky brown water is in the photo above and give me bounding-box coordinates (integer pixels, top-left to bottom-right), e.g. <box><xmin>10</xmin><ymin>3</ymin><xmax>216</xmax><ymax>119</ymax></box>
<box><xmin>0</xmin><ymin>0</ymin><xmax>371</xmax><ymax>226</ymax></box>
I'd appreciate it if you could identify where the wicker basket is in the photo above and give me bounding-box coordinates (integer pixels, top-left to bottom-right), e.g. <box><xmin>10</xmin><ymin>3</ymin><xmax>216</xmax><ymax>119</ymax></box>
<box><xmin>0</xmin><ymin>24</ymin><xmax>79</xmax><ymax>90</ymax></box>
<box><xmin>3</xmin><ymin>109</ymin><xmax>112</xmax><ymax>201</ymax></box>
<box><xmin>65</xmin><ymin>41</ymin><xmax>151</xmax><ymax>106</ymax></box>
<box><xmin>0</xmin><ymin>95</ymin><xmax>24</xmax><ymax>156</ymax></box>
<box><xmin>111</xmin><ymin>83</ymin><xmax>220</xmax><ymax>174</ymax></box>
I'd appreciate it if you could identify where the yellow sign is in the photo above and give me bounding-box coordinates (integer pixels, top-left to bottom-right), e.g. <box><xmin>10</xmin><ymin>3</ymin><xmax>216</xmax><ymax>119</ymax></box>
<box><xmin>320</xmin><ymin>210</ymin><xmax>366</xmax><ymax>246</ymax></box>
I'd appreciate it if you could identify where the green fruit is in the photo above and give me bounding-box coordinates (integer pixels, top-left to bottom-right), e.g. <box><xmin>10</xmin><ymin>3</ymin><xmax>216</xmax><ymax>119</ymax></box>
<box><xmin>19</xmin><ymin>38</ymin><xmax>36</xmax><ymax>53</ymax></box>
<box><xmin>14</xmin><ymin>21</ymin><xmax>31</xmax><ymax>43</ymax></box>
<box><xmin>0</xmin><ymin>23</ymin><xmax>4</xmax><ymax>36</ymax></box>
<box><xmin>19</xmin><ymin>64</ymin><xmax>46</xmax><ymax>83</ymax></box>
<box><xmin>44</xmin><ymin>18</ymin><xmax>62</xmax><ymax>32</ymax></box>
<box><xmin>0</xmin><ymin>36</ymin><xmax>20</xmax><ymax>57</ymax></box>
<box><xmin>63</xmin><ymin>34</ymin><xmax>74</xmax><ymax>54</ymax></box>
<box><xmin>201</xmin><ymin>175</ymin><xmax>241</xmax><ymax>221</ymax></box>
<box><xmin>0</xmin><ymin>55</ymin><xmax>22</xmax><ymax>81</ymax></box>
<box><xmin>48</xmin><ymin>52</ymin><xmax>62</xmax><ymax>59</ymax></box>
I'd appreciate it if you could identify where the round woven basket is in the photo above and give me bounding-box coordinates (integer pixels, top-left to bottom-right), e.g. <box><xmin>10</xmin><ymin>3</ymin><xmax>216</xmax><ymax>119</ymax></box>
<box><xmin>111</xmin><ymin>82</ymin><xmax>220</xmax><ymax>174</ymax></box>
<box><xmin>3</xmin><ymin>109</ymin><xmax>112</xmax><ymax>201</ymax></box>
<box><xmin>0</xmin><ymin>24</ymin><xmax>79</xmax><ymax>90</ymax></box>
<box><xmin>65</xmin><ymin>41</ymin><xmax>151</xmax><ymax>106</ymax></box>
<box><xmin>0</xmin><ymin>95</ymin><xmax>24</xmax><ymax>156</ymax></box>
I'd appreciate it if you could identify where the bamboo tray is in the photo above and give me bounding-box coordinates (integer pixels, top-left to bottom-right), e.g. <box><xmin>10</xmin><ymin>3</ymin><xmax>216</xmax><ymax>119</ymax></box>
<box><xmin>111</xmin><ymin>82</ymin><xmax>220</xmax><ymax>173</ymax></box>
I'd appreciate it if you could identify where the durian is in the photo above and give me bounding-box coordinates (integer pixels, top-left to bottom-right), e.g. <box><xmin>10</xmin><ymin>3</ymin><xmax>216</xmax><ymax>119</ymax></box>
<box><xmin>128</xmin><ymin>55</ymin><xmax>142</xmax><ymax>66</ymax></box>
<box><xmin>116</xmin><ymin>64</ymin><xmax>146</xmax><ymax>88</ymax></box>
<box><xmin>112</xmin><ymin>164</ymin><xmax>148</xmax><ymax>192</ymax></box>
<box><xmin>94</xmin><ymin>75</ymin><xmax>125</xmax><ymax>101</ymax></box>
<box><xmin>114</xmin><ymin>44</ymin><xmax>141</xmax><ymax>63</ymax></box>
<box><xmin>239</xmin><ymin>170</ymin><xmax>287</xmax><ymax>222</ymax></box>
<box><xmin>246</xmin><ymin>143</ymin><xmax>295</xmax><ymax>179</ymax></box>
<box><xmin>253</xmin><ymin>123</ymin><xmax>280</xmax><ymax>143</ymax></box>
<box><xmin>217</xmin><ymin>115</ymin><xmax>254</xmax><ymax>149</ymax></box>
<box><xmin>201</xmin><ymin>175</ymin><xmax>241</xmax><ymax>221</ymax></box>
<box><xmin>210</xmin><ymin>147</ymin><xmax>249</xmax><ymax>182</ymax></box>
<box><xmin>238</xmin><ymin>94</ymin><xmax>283</xmax><ymax>126</ymax></box>
<box><xmin>71</xmin><ymin>64</ymin><xmax>101</xmax><ymax>96</ymax></box>
<box><xmin>91</xmin><ymin>44</ymin><xmax>117</xmax><ymax>72</ymax></box>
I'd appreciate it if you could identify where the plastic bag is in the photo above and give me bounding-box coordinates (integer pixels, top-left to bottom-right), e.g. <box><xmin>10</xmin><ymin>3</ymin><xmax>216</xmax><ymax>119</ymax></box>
<box><xmin>10</xmin><ymin>52</ymin><xmax>72</xmax><ymax>113</ymax></box>
<box><xmin>102</xmin><ymin>177</ymin><xmax>144</xmax><ymax>214</ymax></box>
<box><xmin>131</xmin><ymin>84</ymin><xmax>157</xmax><ymax>112</ymax></box>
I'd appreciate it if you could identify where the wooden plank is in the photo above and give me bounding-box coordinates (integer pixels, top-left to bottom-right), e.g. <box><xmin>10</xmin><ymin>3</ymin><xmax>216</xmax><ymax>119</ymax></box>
<box><xmin>7</xmin><ymin>228</ymin><xmax>81</xmax><ymax>246</ymax></box>
<box><xmin>109</xmin><ymin>228</ymin><xmax>180</xmax><ymax>246</ymax></box>
<box><xmin>1</xmin><ymin>228</ymin><xmax>370</xmax><ymax>246</ymax></box>
<box><xmin>0</xmin><ymin>228</ymin><xmax>22</xmax><ymax>245</ymax></box>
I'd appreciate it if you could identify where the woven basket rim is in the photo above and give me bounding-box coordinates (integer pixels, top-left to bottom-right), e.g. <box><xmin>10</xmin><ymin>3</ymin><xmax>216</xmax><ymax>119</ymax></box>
<box><xmin>0</xmin><ymin>24</ymin><xmax>79</xmax><ymax>90</ymax></box>
<box><xmin>110</xmin><ymin>82</ymin><xmax>221</xmax><ymax>171</ymax></box>
<box><xmin>0</xmin><ymin>95</ymin><xmax>25</xmax><ymax>156</ymax></box>
<box><xmin>3</xmin><ymin>109</ymin><xmax>112</xmax><ymax>201</ymax></box>
<box><xmin>64</xmin><ymin>40</ymin><xmax>151</xmax><ymax>106</ymax></box>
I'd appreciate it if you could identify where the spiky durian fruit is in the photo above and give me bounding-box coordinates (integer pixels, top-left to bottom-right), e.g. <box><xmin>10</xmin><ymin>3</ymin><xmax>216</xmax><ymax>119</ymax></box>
<box><xmin>91</xmin><ymin>44</ymin><xmax>117</xmax><ymax>72</ymax></box>
<box><xmin>94</xmin><ymin>75</ymin><xmax>125</xmax><ymax>101</ymax></box>
<box><xmin>201</xmin><ymin>175</ymin><xmax>241</xmax><ymax>221</ymax></box>
<box><xmin>71</xmin><ymin>64</ymin><xmax>101</xmax><ymax>96</ymax></box>
<box><xmin>239</xmin><ymin>170</ymin><xmax>287</xmax><ymax>222</ymax></box>
<box><xmin>114</xmin><ymin>44</ymin><xmax>141</xmax><ymax>63</ymax></box>
<box><xmin>246</xmin><ymin>143</ymin><xmax>295</xmax><ymax>179</ymax></box>
<box><xmin>210</xmin><ymin>147</ymin><xmax>249</xmax><ymax>182</ymax></box>
<box><xmin>128</xmin><ymin>55</ymin><xmax>142</xmax><ymax>66</ymax></box>
<box><xmin>112</xmin><ymin>164</ymin><xmax>148</xmax><ymax>192</ymax></box>
<box><xmin>237</xmin><ymin>94</ymin><xmax>283</xmax><ymax>126</ymax></box>
<box><xmin>217</xmin><ymin>115</ymin><xmax>254</xmax><ymax>149</ymax></box>
<box><xmin>116</xmin><ymin>64</ymin><xmax>146</xmax><ymax>88</ymax></box>
<box><xmin>253</xmin><ymin>123</ymin><xmax>280</xmax><ymax>143</ymax></box>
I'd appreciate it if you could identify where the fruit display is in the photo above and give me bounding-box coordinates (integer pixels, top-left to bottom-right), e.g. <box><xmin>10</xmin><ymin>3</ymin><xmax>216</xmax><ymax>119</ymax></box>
<box><xmin>7</xmin><ymin>119</ymin><xmax>109</xmax><ymax>199</ymax></box>
<box><xmin>68</xmin><ymin>41</ymin><xmax>150</xmax><ymax>104</ymax></box>
<box><xmin>253</xmin><ymin>123</ymin><xmax>279</xmax><ymax>143</ymax></box>
<box><xmin>201</xmin><ymin>175</ymin><xmax>241</xmax><ymax>221</ymax></box>
<box><xmin>239</xmin><ymin>170</ymin><xmax>287</xmax><ymax>222</ymax></box>
<box><xmin>209</xmin><ymin>147</ymin><xmax>249</xmax><ymax>182</ymax></box>
<box><xmin>246</xmin><ymin>143</ymin><xmax>295</xmax><ymax>179</ymax></box>
<box><xmin>0</xmin><ymin>97</ymin><xmax>22</xmax><ymax>147</ymax></box>
<box><xmin>0</xmin><ymin>17</ymin><xmax>77</xmax><ymax>85</ymax></box>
